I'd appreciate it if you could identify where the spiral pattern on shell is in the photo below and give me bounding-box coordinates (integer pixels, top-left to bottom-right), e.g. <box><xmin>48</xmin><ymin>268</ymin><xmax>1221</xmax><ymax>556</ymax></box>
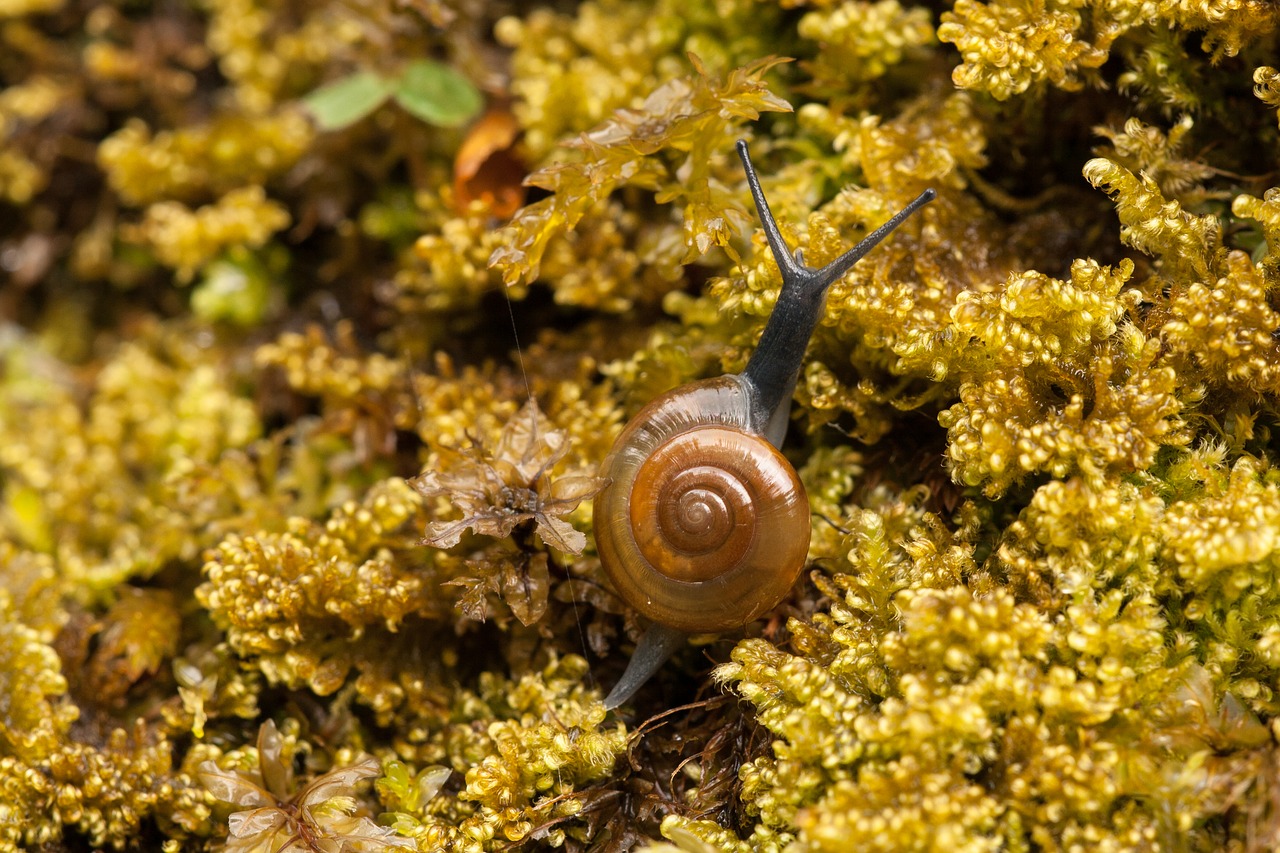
<box><xmin>594</xmin><ymin>375</ymin><xmax>811</xmax><ymax>633</ymax></box>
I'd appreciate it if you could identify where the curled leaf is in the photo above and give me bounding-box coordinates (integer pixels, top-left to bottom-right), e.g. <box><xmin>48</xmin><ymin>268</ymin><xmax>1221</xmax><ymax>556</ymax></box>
<box><xmin>202</xmin><ymin>721</ymin><xmax>411</xmax><ymax>851</ymax></box>
<box><xmin>501</xmin><ymin>552</ymin><xmax>550</xmax><ymax>626</ymax></box>
<box><xmin>413</xmin><ymin>399</ymin><xmax>604</xmax><ymax>555</ymax></box>
<box><xmin>453</xmin><ymin>108</ymin><xmax>526</xmax><ymax>217</ymax></box>
<box><xmin>199</xmin><ymin>764</ymin><xmax>272</xmax><ymax>809</ymax></box>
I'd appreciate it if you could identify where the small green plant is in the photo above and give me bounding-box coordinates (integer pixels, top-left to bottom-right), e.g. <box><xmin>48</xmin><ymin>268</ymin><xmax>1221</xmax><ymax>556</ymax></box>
<box><xmin>302</xmin><ymin>60</ymin><xmax>483</xmax><ymax>131</ymax></box>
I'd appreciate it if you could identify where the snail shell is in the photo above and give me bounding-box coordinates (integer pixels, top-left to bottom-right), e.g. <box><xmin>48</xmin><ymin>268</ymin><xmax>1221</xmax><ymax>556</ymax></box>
<box><xmin>594</xmin><ymin>374</ymin><xmax>810</xmax><ymax>633</ymax></box>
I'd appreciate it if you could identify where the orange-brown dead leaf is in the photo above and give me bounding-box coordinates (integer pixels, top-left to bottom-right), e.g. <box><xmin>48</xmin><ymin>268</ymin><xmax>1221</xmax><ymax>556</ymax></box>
<box><xmin>453</xmin><ymin>108</ymin><xmax>526</xmax><ymax>218</ymax></box>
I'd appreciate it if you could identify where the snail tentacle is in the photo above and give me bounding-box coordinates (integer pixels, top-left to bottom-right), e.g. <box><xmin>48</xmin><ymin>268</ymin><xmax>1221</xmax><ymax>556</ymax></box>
<box><xmin>737</xmin><ymin>139</ymin><xmax>804</xmax><ymax>284</ymax></box>
<box><xmin>737</xmin><ymin>139</ymin><xmax>935</xmax><ymax>429</ymax></box>
<box><xmin>602</xmin><ymin>623</ymin><xmax>688</xmax><ymax>710</ymax></box>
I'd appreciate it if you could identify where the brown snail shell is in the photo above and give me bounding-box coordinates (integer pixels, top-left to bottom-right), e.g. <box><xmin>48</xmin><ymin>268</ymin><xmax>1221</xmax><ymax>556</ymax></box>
<box><xmin>594</xmin><ymin>375</ymin><xmax>810</xmax><ymax>633</ymax></box>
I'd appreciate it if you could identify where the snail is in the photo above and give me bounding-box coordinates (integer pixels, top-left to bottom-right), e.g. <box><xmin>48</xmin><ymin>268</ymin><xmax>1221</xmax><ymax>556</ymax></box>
<box><xmin>594</xmin><ymin>140</ymin><xmax>935</xmax><ymax>709</ymax></box>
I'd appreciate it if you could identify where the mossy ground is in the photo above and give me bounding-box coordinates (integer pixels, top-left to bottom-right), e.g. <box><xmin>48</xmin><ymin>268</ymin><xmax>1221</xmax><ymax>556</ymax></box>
<box><xmin>4</xmin><ymin>1</ymin><xmax>1280</xmax><ymax>851</ymax></box>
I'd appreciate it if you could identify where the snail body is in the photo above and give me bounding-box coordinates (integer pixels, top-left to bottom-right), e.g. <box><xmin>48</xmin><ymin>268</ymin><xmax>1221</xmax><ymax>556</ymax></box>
<box><xmin>596</xmin><ymin>140</ymin><xmax>935</xmax><ymax>709</ymax></box>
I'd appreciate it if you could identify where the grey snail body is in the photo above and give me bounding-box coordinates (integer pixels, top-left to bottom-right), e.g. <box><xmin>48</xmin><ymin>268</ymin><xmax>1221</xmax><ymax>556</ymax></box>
<box><xmin>595</xmin><ymin>140</ymin><xmax>935</xmax><ymax>709</ymax></box>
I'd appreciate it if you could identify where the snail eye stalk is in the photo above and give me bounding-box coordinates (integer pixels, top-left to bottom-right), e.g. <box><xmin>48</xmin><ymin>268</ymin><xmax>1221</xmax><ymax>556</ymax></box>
<box><xmin>737</xmin><ymin>139</ymin><xmax>935</xmax><ymax>423</ymax></box>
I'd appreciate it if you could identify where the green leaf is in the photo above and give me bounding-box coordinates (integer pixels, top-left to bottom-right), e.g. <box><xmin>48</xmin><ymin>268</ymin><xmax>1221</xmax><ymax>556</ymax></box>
<box><xmin>303</xmin><ymin>70</ymin><xmax>393</xmax><ymax>130</ymax></box>
<box><xmin>392</xmin><ymin>59</ymin><xmax>482</xmax><ymax>128</ymax></box>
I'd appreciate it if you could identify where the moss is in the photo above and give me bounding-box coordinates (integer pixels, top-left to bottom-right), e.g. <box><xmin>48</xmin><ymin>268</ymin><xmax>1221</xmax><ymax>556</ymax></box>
<box><xmin>5</xmin><ymin>0</ymin><xmax>1280</xmax><ymax>850</ymax></box>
